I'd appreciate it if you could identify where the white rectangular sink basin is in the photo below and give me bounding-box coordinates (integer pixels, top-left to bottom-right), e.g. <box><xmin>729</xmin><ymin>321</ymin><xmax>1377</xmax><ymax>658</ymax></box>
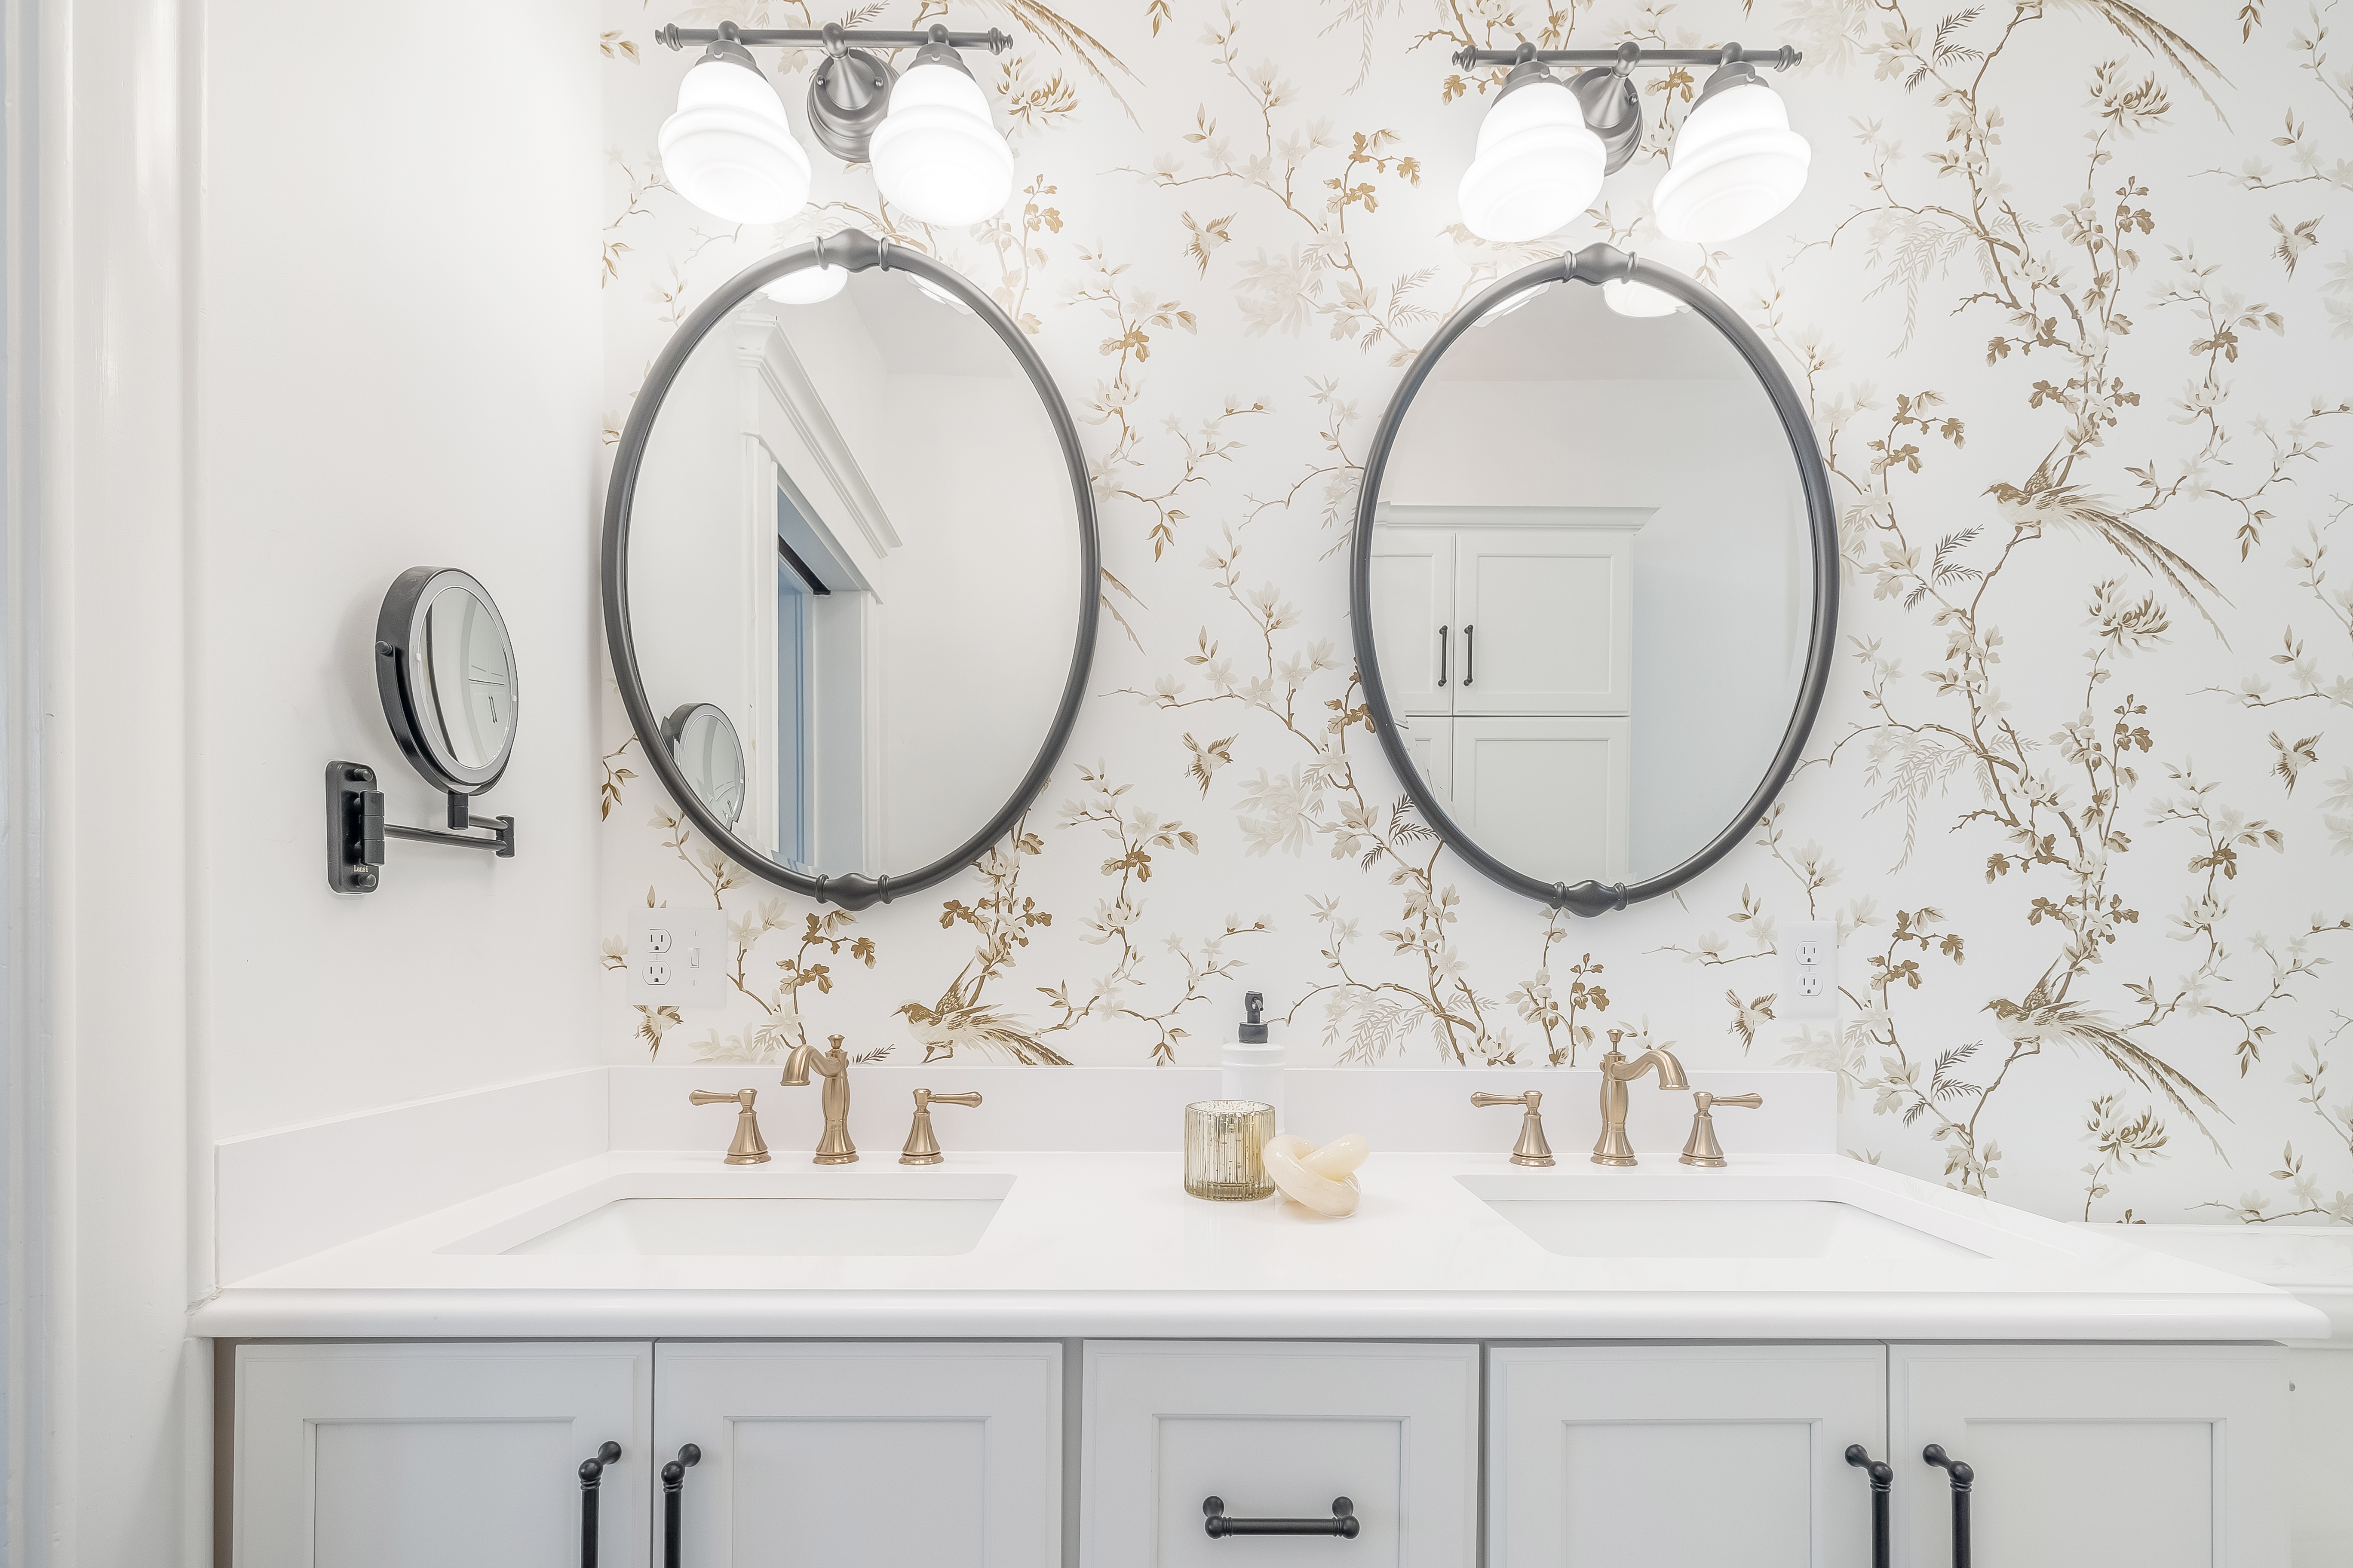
<box><xmin>442</xmin><ymin>1170</ymin><xmax>1011</xmax><ymax>1258</ymax></box>
<box><xmin>1469</xmin><ymin>1194</ymin><xmax>1984</xmax><ymax>1260</ymax></box>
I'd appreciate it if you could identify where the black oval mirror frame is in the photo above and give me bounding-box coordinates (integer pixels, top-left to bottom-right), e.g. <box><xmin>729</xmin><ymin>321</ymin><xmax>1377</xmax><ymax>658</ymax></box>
<box><xmin>374</xmin><ymin>565</ymin><xmax>519</xmax><ymax>798</ymax></box>
<box><xmin>600</xmin><ymin>229</ymin><xmax>1102</xmax><ymax>912</ymax></box>
<box><xmin>1348</xmin><ymin>245</ymin><xmax>1839</xmax><ymax>917</ymax></box>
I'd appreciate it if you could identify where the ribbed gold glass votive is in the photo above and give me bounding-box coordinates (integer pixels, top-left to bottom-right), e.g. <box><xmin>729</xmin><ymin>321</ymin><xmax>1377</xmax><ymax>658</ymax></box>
<box><xmin>1184</xmin><ymin>1099</ymin><xmax>1276</xmax><ymax>1200</ymax></box>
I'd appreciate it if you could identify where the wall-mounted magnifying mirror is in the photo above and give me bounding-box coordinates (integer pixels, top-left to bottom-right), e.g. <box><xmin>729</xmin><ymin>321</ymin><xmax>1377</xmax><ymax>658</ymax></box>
<box><xmin>665</xmin><ymin>702</ymin><xmax>748</xmax><ymax>831</ymax></box>
<box><xmin>1352</xmin><ymin>246</ymin><xmax>1835</xmax><ymax>916</ymax></box>
<box><xmin>604</xmin><ymin>230</ymin><xmax>1098</xmax><ymax>909</ymax></box>
<box><xmin>377</xmin><ymin>567</ymin><xmax>520</xmax><ymax>803</ymax></box>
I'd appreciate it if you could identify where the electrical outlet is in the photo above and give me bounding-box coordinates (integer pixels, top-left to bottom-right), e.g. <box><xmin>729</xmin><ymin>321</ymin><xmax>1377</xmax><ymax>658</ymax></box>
<box><xmin>626</xmin><ymin>909</ymin><xmax>728</xmax><ymax>1008</ymax></box>
<box><xmin>1783</xmin><ymin>919</ymin><xmax>1838</xmax><ymax>1021</ymax></box>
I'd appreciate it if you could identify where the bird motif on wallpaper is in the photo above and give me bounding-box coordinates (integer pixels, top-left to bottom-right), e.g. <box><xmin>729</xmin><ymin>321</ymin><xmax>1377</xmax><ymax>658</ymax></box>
<box><xmin>1183</xmin><ymin>732</ymin><xmax>1235</xmax><ymax>796</ymax></box>
<box><xmin>898</xmin><ymin>986</ymin><xmax>1074</xmax><ymax>1066</ymax></box>
<box><xmin>1724</xmin><ymin>991</ymin><xmax>1778</xmax><ymax>1053</ymax></box>
<box><xmin>2269</xmin><ymin>732</ymin><xmax>2321</xmax><ymax>796</ymax></box>
<box><xmin>1181</xmin><ymin>211</ymin><xmax>1234</xmax><ymax>276</ymax></box>
<box><xmin>2270</xmin><ymin>213</ymin><xmax>2321</xmax><ymax>276</ymax></box>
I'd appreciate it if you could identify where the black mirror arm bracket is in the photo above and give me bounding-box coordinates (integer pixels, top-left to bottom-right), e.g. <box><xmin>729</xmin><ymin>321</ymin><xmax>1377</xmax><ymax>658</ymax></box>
<box><xmin>326</xmin><ymin>760</ymin><xmax>515</xmax><ymax>895</ymax></box>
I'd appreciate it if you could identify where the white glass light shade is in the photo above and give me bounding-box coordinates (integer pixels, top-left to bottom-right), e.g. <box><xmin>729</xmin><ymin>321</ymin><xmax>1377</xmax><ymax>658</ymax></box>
<box><xmin>870</xmin><ymin>58</ymin><xmax>1015</xmax><ymax>226</ymax></box>
<box><xmin>659</xmin><ymin>58</ymin><xmax>812</xmax><ymax>224</ymax></box>
<box><xmin>1457</xmin><ymin>78</ymin><xmax>1606</xmax><ymax>243</ymax></box>
<box><xmin>911</xmin><ymin>275</ymin><xmax>976</xmax><ymax>315</ymax></box>
<box><xmin>1476</xmin><ymin>281</ymin><xmax>1552</xmax><ymax>325</ymax></box>
<box><xmin>1653</xmin><ymin>79</ymin><xmax>1811</xmax><ymax>242</ymax></box>
<box><xmin>761</xmin><ymin>263</ymin><xmax>850</xmax><ymax>304</ymax></box>
<box><xmin>1601</xmin><ymin>277</ymin><xmax>1684</xmax><ymax>317</ymax></box>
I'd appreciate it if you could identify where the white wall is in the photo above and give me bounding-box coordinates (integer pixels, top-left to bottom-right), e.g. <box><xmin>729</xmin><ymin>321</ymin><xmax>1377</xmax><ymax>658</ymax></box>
<box><xmin>30</xmin><ymin>0</ymin><xmax>604</xmax><ymax>1559</ymax></box>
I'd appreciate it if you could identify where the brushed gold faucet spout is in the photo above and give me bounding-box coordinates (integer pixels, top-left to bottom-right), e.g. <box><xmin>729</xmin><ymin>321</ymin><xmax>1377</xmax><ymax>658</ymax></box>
<box><xmin>1592</xmin><ymin>1046</ymin><xmax>1689</xmax><ymax>1166</ymax></box>
<box><xmin>781</xmin><ymin>1034</ymin><xmax>858</xmax><ymax>1164</ymax></box>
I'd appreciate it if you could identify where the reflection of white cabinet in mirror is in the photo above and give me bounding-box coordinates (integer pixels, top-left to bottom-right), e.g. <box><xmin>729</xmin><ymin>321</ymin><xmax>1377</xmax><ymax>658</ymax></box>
<box><xmin>1372</xmin><ymin>504</ymin><xmax>1643</xmax><ymax>881</ymax></box>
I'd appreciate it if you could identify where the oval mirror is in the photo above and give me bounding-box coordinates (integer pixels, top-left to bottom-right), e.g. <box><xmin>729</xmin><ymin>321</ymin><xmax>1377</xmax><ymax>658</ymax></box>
<box><xmin>375</xmin><ymin>566</ymin><xmax>520</xmax><ymax>797</ymax></box>
<box><xmin>1351</xmin><ymin>248</ymin><xmax>1835</xmax><ymax>915</ymax></box>
<box><xmin>604</xmin><ymin>231</ymin><xmax>1098</xmax><ymax>908</ymax></box>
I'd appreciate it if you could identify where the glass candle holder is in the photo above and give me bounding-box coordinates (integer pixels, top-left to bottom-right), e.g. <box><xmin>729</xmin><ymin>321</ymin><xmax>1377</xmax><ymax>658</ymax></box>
<box><xmin>1184</xmin><ymin>1099</ymin><xmax>1276</xmax><ymax>1201</ymax></box>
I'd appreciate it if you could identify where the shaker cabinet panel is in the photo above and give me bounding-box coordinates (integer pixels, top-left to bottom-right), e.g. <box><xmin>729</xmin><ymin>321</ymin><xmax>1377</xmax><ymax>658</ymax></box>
<box><xmin>1080</xmin><ymin>1340</ymin><xmax>1479</xmax><ymax>1567</ymax></box>
<box><xmin>1889</xmin><ymin>1343</ymin><xmax>2288</xmax><ymax>1568</ymax></box>
<box><xmin>1451</xmin><ymin>528</ymin><xmax>1632</xmax><ymax>716</ymax></box>
<box><xmin>1451</xmin><ymin>717</ymin><xmax>1631</xmax><ymax>884</ymax></box>
<box><xmin>1488</xmin><ymin>1343</ymin><xmax>1886</xmax><ymax>1568</ymax></box>
<box><xmin>232</xmin><ymin>1341</ymin><xmax>652</xmax><ymax>1568</ymax></box>
<box><xmin>1368</xmin><ymin>531</ymin><xmax>1455</xmax><ymax>715</ymax></box>
<box><xmin>653</xmin><ymin>1341</ymin><xmax>1061</xmax><ymax>1568</ymax></box>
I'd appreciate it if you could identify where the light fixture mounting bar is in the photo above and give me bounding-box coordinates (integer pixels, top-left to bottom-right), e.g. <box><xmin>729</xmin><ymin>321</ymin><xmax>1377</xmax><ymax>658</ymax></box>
<box><xmin>1450</xmin><ymin>42</ymin><xmax>1800</xmax><ymax>70</ymax></box>
<box><xmin>657</xmin><ymin>21</ymin><xmax>1014</xmax><ymax>54</ymax></box>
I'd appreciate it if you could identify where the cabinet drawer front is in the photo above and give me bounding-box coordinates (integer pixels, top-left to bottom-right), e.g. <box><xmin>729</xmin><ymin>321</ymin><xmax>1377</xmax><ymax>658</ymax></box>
<box><xmin>1081</xmin><ymin>1341</ymin><xmax>1479</xmax><ymax>1567</ymax></box>
<box><xmin>1890</xmin><ymin>1344</ymin><xmax>2287</xmax><ymax>1568</ymax></box>
<box><xmin>653</xmin><ymin>1341</ymin><xmax>1061</xmax><ymax>1568</ymax></box>
<box><xmin>233</xmin><ymin>1341</ymin><xmax>653</xmax><ymax>1568</ymax></box>
<box><xmin>1488</xmin><ymin>1344</ymin><xmax>1886</xmax><ymax>1568</ymax></box>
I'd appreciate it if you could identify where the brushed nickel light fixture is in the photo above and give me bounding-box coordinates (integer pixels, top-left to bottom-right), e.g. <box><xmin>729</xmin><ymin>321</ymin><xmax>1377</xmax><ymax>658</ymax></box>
<box><xmin>1452</xmin><ymin>41</ymin><xmax>1811</xmax><ymax>248</ymax></box>
<box><xmin>656</xmin><ymin>20</ymin><xmax>1017</xmax><ymax>229</ymax></box>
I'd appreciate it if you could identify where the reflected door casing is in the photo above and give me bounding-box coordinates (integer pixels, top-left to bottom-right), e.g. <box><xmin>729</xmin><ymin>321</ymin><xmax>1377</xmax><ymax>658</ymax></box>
<box><xmin>1889</xmin><ymin>1343</ymin><xmax>2288</xmax><ymax>1568</ymax></box>
<box><xmin>653</xmin><ymin>1341</ymin><xmax>1061</xmax><ymax>1568</ymax></box>
<box><xmin>1080</xmin><ymin>1340</ymin><xmax>1480</xmax><ymax>1567</ymax></box>
<box><xmin>232</xmin><ymin>1341</ymin><xmax>653</xmax><ymax>1568</ymax></box>
<box><xmin>1488</xmin><ymin>1343</ymin><xmax>1886</xmax><ymax>1568</ymax></box>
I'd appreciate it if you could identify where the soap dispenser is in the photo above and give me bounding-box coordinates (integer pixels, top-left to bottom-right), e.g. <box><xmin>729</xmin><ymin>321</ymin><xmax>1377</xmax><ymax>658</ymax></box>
<box><xmin>1221</xmin><ymin>992</ymin><xmax>1285</xmax><ymax>1130</ymax></box>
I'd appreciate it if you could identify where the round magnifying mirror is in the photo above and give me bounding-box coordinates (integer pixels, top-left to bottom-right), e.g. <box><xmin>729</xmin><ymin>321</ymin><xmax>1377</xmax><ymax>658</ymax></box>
<box><xmin>604</xmin><ymin>230</ymin><xmax>1098</xmax><ymax>909</ymax></box>
<box><xmin>1353</xmin><ymin>249</ymin><xmax>1834</xmax><ymax>915</ymax></box>
<box><xmin>375</xmin><ymin>567</ymin><xmax>520</xmax><ymax>798</ymax></box>
<box><xmin>665</xmin><ymin>702</ymin><xmax>748</xmax><ymax>830</ymax></box>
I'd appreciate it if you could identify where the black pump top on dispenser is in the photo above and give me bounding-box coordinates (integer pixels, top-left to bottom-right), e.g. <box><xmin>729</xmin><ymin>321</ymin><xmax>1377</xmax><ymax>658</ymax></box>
<box><xmin>1239</xmin><ymin>990</ymin><xmax>1268</xmax><ymax>1044</ymax></box>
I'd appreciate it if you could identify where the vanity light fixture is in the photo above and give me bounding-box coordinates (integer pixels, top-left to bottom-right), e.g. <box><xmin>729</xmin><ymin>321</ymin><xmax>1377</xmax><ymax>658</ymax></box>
<box><xmin>656</xmin><ymin>20</ymin><xmax>1016</xmax><ymax>229</ymax></box>
<box><xmin>1449</xmin><ymin>41</ymin><xmax>1807</xmax><ymax>244</ymax></box>
<box><xmin>760</xmin><ymin>261</ymin><xmax>849</xmax><ymax>304</ymax></box>
<box><xmin>1600</xmin><ymin>276</ymin><xmax>1685</xmax><ymax>318</ymax></box>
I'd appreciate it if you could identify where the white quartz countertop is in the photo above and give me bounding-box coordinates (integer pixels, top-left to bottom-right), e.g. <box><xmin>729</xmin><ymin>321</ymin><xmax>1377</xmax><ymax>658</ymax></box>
<box><xmin>190</xmin><ymin>1148</ymin><xmax>2327</xmax><ymax>1341</ymax></box>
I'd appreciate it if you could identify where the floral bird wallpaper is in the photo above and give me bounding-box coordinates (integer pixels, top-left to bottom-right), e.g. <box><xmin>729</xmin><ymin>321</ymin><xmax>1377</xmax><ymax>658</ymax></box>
<box><xmin>598</xmin><ymin>0</ymin><xmax>2353</xmax><ymax>1231</ymax></box>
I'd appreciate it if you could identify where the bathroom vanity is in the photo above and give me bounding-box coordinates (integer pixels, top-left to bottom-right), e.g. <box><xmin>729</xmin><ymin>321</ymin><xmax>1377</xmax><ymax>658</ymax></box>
<box><xmin>197</xmin><ymin>1065</ymin><xmax>2321</xmax><ymax>1567</ymax></box>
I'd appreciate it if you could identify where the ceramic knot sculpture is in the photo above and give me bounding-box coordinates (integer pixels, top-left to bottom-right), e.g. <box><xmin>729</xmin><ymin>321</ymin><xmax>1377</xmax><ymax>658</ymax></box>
<box><xmin>1263</xmin><ymin>1132</ymin><xmax>1369</xmax><ymax>1217</ymax></box>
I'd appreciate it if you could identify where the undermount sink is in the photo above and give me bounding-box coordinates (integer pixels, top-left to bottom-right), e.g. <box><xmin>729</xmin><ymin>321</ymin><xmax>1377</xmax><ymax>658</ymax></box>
<box><xmin>445</xmin><ymin>1170</ymin><xmax>1012</xmax><ymax>1258</ymax></box>
<box><xmin>1465</xmin><ymin>1190</ymin><xmax>1984</xmax><ymax>1261</ymax></box>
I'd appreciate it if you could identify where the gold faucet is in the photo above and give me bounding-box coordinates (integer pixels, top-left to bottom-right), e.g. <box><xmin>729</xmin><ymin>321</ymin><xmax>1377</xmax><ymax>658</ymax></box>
<box><xmin>1679</xmin><ymin>1091</ymin><xmax>1764</xmax><ymax>1167</ymax></box>
<box><xmin>688</xmin><ymin>1087</ymin><xmax>770</xmax><ymax>1164</ymax></box>
<box><xmin>781</xmin><ymin>1033</ymin><xmax>858</xmax><ymax>1164</ymax></box>
<box><xmin>1592</xmin><ymin>1045</ymin><xmax>1689</xmax><ymax>1166</ymax></box>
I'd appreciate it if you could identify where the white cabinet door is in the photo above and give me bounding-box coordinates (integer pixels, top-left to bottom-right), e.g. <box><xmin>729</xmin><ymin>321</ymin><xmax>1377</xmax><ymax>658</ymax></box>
<box><xmin>1393</xmin><ymin>714</ymin><xmax>1454</xmax><ymax>817</ymax></box>
<box><xmin>1080</xmin><ymin>1340</ymin><xmax>1479</xmax><ymax>1567</ymax></box>
<box><xmin>1368</xmin><ymin>528</ymin><xmax>1455</xmax><ymax>714</ymax></box>
<box><xmin>653</xmin><ymin>1341</ymin><xmax>1061</xmax><ymax>1568</ymax></box>
<box><xmin>1453</xmin><ymin>527</ymin><xmax>1632</xmax><ymax>716</ymax></box>
<box><xmin>2289</xmin><ymin>1346</ymin><xmax>2353</xmax><ymax>1565</ymax></box>
<box><xmin>1488</xmin><ymin>1344</ymin><xmax>1887</xmax><ymax>1568</ymax></box>
<box><xmin>1452</xmin><ymin>716</ymin><xmax>1630</xmax><ymax>883</ymax></box>
<box><xmin>233</xmin><ymin>1341</ymin><xmax>652</xmax><ymax>1568</ymax></box>
<box><xmin>1890</xmin><ymin>1343</ymin><xmax>2288</xmax><ymax>1568</ymax></box>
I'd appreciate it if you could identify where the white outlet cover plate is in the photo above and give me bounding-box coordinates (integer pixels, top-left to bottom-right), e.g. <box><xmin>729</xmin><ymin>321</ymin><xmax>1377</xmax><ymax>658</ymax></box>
<box><xmin>625</xmin><ymin>909</ymin><xmax>730</xmax><ymax>1009</ymax></box>
<box><xmin>1782</xmin><ymin>919</ymin><xmax>1838</xmax><ymax>1021</ymax></box>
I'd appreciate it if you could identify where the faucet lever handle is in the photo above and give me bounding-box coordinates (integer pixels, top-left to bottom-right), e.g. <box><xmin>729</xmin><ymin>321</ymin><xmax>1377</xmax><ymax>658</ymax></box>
<box><xmin>1680</xmin><ymin>1090</ymin><xmax>1764</xmax><ymax>1167</ymax></box>
<box><xmin>1470</xmin><ymin>1090</ymin><xmax>1555</xmax><ymax>1167</ymax></box>
<box><xmin>902</xmin><ymin>1088</ymin><xmax>983</xmax><ymax>1164</ymax></box>
<box><xmin>689</xmin><ymin>1087</ymin><xmax>771</xmax><ymax>1165</ymax></box>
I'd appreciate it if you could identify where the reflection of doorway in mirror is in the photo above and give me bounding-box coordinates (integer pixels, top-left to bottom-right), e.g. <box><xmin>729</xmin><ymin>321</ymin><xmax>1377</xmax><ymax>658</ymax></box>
<box><xmin>775</xmin><ymin>549</ymin><xmax>813</xmax><ymax>871</ymax></box>
<box><xmin>1371</xmin><ymin>504</ymin><xmax>1643</xmax><ymax>884</ymax></box>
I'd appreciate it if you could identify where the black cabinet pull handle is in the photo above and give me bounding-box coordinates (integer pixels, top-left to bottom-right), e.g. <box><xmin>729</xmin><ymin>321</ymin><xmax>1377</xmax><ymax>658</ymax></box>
<box><xmin>1924</xmin><ymin>1444</ymin><xmax>1973</xmax><ymax>1568</ymax></box>
<box><xmin>1203</xmin><ymin>1495</ymin><xmax>1359</xmax><ymax>1539</ymax></box>
<box><xmin>660</xmin><ymin>1444</ymin><xmax>701</xmax><ymax>1568</ymax></box>
<box><xmin>578</xmin><ymin>1442</ymin><xmax>621</xmax><ymax>1568</ymax></box>
<box><xmin>1437</xmin><ymin>625</ymin><xmax>1448</xmax><ymax>686</ymax></box>
<box><xmin>1845</xmin><ymin>1445</ymin><xmax>1892</xmax><ymax>1568</ymax></box>
<box><xmin>1462</xmin><ymin>624</ymin><xmax>1474</xmax><ymax>686</ymax></box>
